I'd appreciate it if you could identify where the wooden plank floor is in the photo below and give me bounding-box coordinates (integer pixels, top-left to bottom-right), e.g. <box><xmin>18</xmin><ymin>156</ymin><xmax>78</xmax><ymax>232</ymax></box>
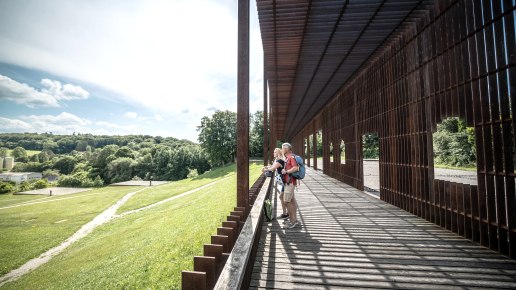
<box><xmin>251</xmin><ymin>168</ymin><xmax>516</xmax><ymax>289</ymax></box>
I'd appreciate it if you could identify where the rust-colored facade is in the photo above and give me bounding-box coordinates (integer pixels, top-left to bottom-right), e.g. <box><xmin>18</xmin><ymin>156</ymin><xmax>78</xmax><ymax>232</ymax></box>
<box><xmin>262</xmin><ymin>1</ymin><xmax>516</xmax><ymax>258</ymax></box>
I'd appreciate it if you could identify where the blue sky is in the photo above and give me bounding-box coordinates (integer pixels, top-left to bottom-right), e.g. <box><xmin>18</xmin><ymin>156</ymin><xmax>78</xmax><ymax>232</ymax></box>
<box><xmin>0</xmin><ymin>0</ymin><xmax>264</xmax><ymax>142</ymax></box>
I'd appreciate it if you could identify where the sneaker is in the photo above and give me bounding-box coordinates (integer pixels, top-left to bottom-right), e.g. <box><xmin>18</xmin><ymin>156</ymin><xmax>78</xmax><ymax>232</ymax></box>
<box><xmin>282</xmin><ymin>218</ymin><xmax>290</xmax><ymax>224</ymax></box>
<box><xmin>282</xmin><ymin>221</ymin><xmax>292</xmax><ymax>229</ymax></box>
<box><xmin>279</xmin><ymin>213</ymin><xmax>289</xmax><ymax>219</ymax></box>
<box><xmin>286</xmin><ymin>221</ymin><xmax>299</xmax><ymax>229</ymax></box>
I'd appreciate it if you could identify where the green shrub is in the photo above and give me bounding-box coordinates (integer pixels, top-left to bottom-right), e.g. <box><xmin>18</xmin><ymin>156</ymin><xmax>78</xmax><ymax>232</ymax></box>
<box><xmin>32</xmin><ymin>179</ymin><xmax>49</xmax><ymax>189</ymax></box>
<box><xmin>0</xmin><ymin>181</ymin><xmax>16</xmax><ymax>194</ymax></box>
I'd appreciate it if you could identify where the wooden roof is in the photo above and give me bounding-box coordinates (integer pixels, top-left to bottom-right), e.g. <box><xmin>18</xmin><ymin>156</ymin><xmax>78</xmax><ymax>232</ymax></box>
<box><xmin>257</xmin><ymin>0</ymin><xmax>432</xmax><ymax>140</ymax></box>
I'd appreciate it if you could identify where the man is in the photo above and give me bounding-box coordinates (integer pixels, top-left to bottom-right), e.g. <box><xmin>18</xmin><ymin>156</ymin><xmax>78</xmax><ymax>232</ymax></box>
<box><xmin>281</xmin><ymin>142</ymin><xmax>299</xmax><ymax>229</ymax></box>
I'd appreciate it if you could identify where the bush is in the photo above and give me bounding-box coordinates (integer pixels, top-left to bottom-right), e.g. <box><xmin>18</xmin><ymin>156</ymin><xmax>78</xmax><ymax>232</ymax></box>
<box><xmin>18</xmin><ymin>181</ymin><xmax>31</xmax><ymax>192</ymax></box>
<box><xmin>58</xmin><ymin>171</ymin><xmax>103</xmax><ymax>188</ymax></box>
<box><xmin>0</xmin><ymin>181</ymin><xmax>16</xmax><ymax>194</ymax></box>
<box><xmin>433</xmin><ymin>117</ymin><xmax>476</xmax><ymax>167</ymax></box>
<box><xmin>32</xmin><ymin>179</ymin><xmax>49</xmax><ymax>189</ymax></box>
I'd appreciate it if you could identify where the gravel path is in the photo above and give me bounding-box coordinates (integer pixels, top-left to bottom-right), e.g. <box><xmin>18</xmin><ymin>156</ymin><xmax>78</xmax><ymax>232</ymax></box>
<box><xmin>363</xmin><ymin>160</ymin><xmax>477</xmax><ymax>192</ymax></box>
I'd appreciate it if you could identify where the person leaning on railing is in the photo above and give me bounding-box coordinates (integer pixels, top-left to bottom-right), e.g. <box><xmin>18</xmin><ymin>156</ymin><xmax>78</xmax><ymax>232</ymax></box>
<box><xmin>281</xmin><ymin>142</ymin><xmax>299</xmax><ymax>229</ymax></box>
<box><xmin>262</xmin><ymin>148</ymin><xmax>288</xmax><ymax>219</ymax></box>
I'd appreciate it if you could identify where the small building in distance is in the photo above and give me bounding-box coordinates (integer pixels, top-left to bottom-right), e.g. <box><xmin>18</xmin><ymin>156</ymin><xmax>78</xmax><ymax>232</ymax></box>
<box><xmin>0</xmin><ymin>172</ymin><xmax>42</xmax><ymax>184</ymax></box>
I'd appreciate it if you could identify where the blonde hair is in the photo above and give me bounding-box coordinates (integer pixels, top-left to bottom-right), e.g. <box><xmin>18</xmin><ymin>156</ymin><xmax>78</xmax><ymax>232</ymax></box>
<box><xmin>274</xmin><ymin>148</ymin><xmax>286</xmax><ymax>161</ymax></box>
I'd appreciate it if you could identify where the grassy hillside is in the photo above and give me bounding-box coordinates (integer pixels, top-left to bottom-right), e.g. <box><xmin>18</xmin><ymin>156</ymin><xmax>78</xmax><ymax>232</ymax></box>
<box><xmin>0</xmin><ymin>186</ymin><xmax>141</xmax><ymax>276</ymax></box>
<box><xmin>2</xmin><ymin>164</ymin><xmax>263</xmax><ymax>289</ymax></box>
<box><xmin>117</xmin><ymin>163</ymin><xmax>238</xmax><ymax>214</ymax></box>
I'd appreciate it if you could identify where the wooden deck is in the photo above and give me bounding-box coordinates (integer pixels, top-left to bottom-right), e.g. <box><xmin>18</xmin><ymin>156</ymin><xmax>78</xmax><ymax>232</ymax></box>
<box><xmin>251</xmin><ymin>168</ymin><xmax>516</xmax><ymax>289</ymax></box>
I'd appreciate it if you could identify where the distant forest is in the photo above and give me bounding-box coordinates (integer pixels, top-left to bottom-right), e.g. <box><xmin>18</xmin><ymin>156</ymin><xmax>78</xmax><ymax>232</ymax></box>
<box><xmin>0</xmin><ymin>110</ymin><xmax>265</xmax><ymax>194</ymax></box>
<box><xmin>0</xmin><ymin>133</ymin><xmax>211</xmax><ymax>190</ymax></box>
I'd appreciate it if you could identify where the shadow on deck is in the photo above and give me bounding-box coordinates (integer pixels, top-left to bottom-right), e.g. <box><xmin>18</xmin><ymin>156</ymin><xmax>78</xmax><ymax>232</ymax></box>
<box><xmin>251</xmin><ymin>168</ymin><xmax>516</xmax><ymax>289</ymax></box>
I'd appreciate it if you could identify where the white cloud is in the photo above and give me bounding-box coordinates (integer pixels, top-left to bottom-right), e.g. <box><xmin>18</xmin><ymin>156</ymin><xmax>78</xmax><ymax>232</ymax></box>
<box><xmin>124</xmin><ymin>112</ymin><xmax>139</xmax><ymax>119</ymax></box>
<box><xmin>0</xmin><ymin>1</ymin><xmax>266</xmax><ymax>141</ymax></box>
<box><xmin>0</xmin><ymin>117</ymin><xmax>33</xmax><ymax>131</ymax></box>
<box><xmin>154</xmin><ymin>114</ymin><xmax>163</xmax><ymax>122</ymax></box>
<box><xmin>0</xmin><ymin>75</ymin><xmax>59</xmax><ymax>107</ymax></box>
<box><xmin>21</xmin><ymin>112</ymin><xmax>91</xmax><ymax>133</ymax></box>
<box><xmin>0</xmin><ymin>0</ymin><xmax>264</xmax><ymax>120</ymax></box>
<box><xmin>40</xmin><ymin>78</ymin><xmax>89</xmax><ymax>100</ymax></box>
<box><xmin>0</xmin><ymin>74</ymin><xmax>89</xmax><ymax>108</ymax></box>
<box><xmin>0</xmin><ymin>112</ymin><xmax>142</xmax><ymax>135</ymax></box>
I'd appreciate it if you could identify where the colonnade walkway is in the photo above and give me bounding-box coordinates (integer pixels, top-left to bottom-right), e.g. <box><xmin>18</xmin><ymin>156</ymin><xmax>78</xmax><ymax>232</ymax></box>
<box><xmin>251</xmin><ymin>168</ymin><xmax>516</xmax><ymax>289</ymax></box>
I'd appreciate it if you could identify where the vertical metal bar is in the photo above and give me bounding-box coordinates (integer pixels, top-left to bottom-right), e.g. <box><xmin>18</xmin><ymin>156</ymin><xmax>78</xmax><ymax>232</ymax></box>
<box><xmin>313</xmin><ymin>121</ymin><xmax>317</xmax><ymax>170</ymax></box>
<box><xmin>263</xmin><ymin>61</ymin><xmax>268</xmax><ymax>166</ymax></box>
<box><xmin>237</xmin><ymin>0</ymin><xmax>250</xmax><ymax>213</ymax></box>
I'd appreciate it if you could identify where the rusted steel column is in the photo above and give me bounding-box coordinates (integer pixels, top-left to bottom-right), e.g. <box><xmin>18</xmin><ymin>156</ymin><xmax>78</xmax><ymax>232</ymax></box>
<box><xmin>237</xmin><ymin>0</ymin><xmax>249</xmax><ymax>213</ymax></box>
<box><xmin>312</xmin><ymin>121</ymin><xmax>317</xmax><ymax>170</ymax></box>
<box><xmin>306</xmin><ymin>132</ymin><xmax>311</xmax><ymax>167</ymax></box>
<box><xmin>263</xmin><ymin>62</ymin><xmax>268</xmax><ymax>166</ymax></box>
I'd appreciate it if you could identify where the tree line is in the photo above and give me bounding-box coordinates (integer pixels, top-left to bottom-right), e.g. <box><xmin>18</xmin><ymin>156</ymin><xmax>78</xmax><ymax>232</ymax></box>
<box><xmin>0</xmin><ymin>110</ymin><xmax>265</xmax><ymax>194</ymax></box>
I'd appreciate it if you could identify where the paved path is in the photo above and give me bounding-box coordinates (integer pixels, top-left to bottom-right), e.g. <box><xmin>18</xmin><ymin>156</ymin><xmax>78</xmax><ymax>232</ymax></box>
<box><xmin>251</xmin><ymin>168</ymin><xmax>516</xmax><ymax>289</ymax></box>
<box><xmin>0</xmin><ymin>190</ymin><xmax>118</xmax><ymax>211</ymax></box>
<box><xmin>17</xmin><ymin>187</ymin><xmax>92</xmax><ymax>196</ymax></box>
<box><xmin>363</xmin><ymin>160</ymin><xmax>477</xmax><ymax>191</ymax></box>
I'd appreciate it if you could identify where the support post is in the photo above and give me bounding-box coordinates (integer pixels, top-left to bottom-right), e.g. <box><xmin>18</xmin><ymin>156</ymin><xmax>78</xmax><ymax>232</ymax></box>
<box><xmin>313</xmin><ymin>122</ymin><xmax>317</xmax><ymax>170</ymax></box>
<box><xmin>263</xmin><ymin>61</ymin><xmax>268</xmax><ymax>166</ymax></box>
<box><xmin>237</xmin><ymin>0</ymin><xmax>250</xmax><ymax>214</ymax></box>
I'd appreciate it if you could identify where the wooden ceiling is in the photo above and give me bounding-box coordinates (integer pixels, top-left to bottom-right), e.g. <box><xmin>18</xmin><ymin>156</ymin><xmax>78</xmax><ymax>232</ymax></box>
<box><xmin>257</xmin><ymin>0</ymin><xmax>431</xmax><ymax>140</ymax></box>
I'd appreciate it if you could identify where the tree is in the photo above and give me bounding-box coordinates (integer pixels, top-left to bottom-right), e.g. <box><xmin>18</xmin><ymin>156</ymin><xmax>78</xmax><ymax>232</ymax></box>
<box><xmin>32</xmin><ymin>179</ymin><xmax>49</xmax><ymax>189</ymax></box>
<box><xmin>0</xmin><ymin>147</ymin><xmax>8</xmax><ymax>158</ymax></box>
<box><xmin>115</xmin><ymin>146</ymin><xmax>135</xmax><ymax>159</ymax></box>
<box><xmin>134</xmin><ymin>153</ymin><xmax>154</xmax><ymax>180</ymax></box>
<box><xmin>57</xmin><ymin>171</ymin><xmax>96</xmax><ymax>187</ymax></box>
<box><xmin>38</xmin><ymin>151</ymin><xmax>49</xmax><ymax>162</ymax></box>
<box><xmin>190</xmin><ymin>147</ymin><xmax>211</xmax><ymax>174</ymax></box>
<box><xmin>12</xmin><ymin>147</ymin><xmax>28</xmax><ymax>162</ymax></box>
<box><xmin>433</xmin><ymin>117</ymin><xmax>476</xmax><ymax>167</ymax></box>
<box><xmin>250</xmin><ymin>111</ymin><xmax>265</xmax><ymax>157</ymax></box>
<box><xmin>362</xmin><ymin>133</ymin><xmax>379</xmax><ymax>159</ymax></box>
<box><xmin>168</xmin><ymin>147</ymin><xmax>193</xmax><ymax>180</ymax></box>
<box><xmin>197</xmin><ymin>110</ymin><xmax>237</xmax><ymax>166</ymax></box>
<box><xmin>53</xmin><ymin>156</ymin><xmax>77</xmax><ymax>175</ymax></box>
<box><xmin>12</xmin><ymin>162</ymin><xmax>49</xmax><ymax>172</ymax></box>
<box><xmin>107</xmin><ymin>157</ymin><xmax>137</xmax><ymax>183</ymax></box>
<box><xmin>18</xmin><ymin>181</ymin><xmax>31</xmax><ymax>192</ymax></box>
<box><xmin>75</xmin><ymin>140</ymin><xmax>89</xmax><ymax>151</ymax></box>
<box><xmin>92</xmin><ymin>175</ymin><xmax>104</xmax><ymax>187</ymax></box>
<box><xmin>42</xmin><ymin>169</ymin><xmax>60</xmax><ymax>181</ymax></box>
<box><xmin>0</xmin><ymin>181</ymin><xmax>16</xmax><ymax>194</ymax></box>
<box><xmin>30</xmin><ymin>154</ymin><xmax>40</xmax><ymax>162</ymax></box>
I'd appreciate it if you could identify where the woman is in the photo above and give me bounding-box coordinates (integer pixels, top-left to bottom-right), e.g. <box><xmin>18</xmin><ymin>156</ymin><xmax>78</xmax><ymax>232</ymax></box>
<box><xmin>262</xmin><ymin>148</ymin><xmax>289</xmax><ymax>219</ymax></box>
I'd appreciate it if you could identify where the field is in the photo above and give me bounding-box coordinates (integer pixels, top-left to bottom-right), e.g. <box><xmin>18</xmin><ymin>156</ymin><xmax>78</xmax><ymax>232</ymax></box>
<box><xmin>117</xmin><ymin>163</ymin><xmax>238</xmax><ymax>214</ymax></box>
<box><xmin>0</xmin><ymin>186</ymin><xmax>141</xmax><ymax>276</ymax></box>
<box><xmin>0</xmin><ymin>163</ymin><xmax>263</xmax><ymax>289</ymax></box>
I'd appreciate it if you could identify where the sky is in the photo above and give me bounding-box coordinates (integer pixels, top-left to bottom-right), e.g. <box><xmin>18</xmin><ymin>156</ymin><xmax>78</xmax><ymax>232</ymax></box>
<box><xmin>0</xmin><ymin>0</ymin><xmax>264</xmax><ymax>142</ymax></box>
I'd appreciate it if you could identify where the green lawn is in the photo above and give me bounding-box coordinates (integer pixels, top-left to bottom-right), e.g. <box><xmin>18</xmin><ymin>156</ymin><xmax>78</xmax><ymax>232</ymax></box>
<box><xmin>2</xmin><ymin>165</ymin><xmax>263</xmax><ymax>289</ymax></box>
<box><xmin>0</xmin><ymin>186</ymin><xmax>141</xmax><ymax>276</ymax></box>
<box><xmin>117</xmin><ymin>163</ymin><xmax>238</xmax><ymax>214</ymax></box>
<box><xmin>0</xmin><ymin>194</ymin><xmax>48</xmax><ymax>208</ymax></box>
